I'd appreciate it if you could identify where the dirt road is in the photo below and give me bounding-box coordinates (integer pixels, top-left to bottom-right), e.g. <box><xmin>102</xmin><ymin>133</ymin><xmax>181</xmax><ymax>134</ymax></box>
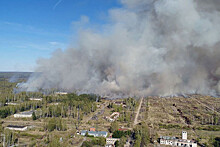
<box><xmin>134</xmin><ymin>97</ymin><xmax>143</xmax><ymax>125</ymax></box>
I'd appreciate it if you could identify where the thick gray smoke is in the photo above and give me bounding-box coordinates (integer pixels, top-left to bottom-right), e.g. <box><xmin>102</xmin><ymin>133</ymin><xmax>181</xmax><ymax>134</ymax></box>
<box><xmin>20</xmin><ymin>0</ymin><xmax>220</xmax><ymax>97</ymax></box>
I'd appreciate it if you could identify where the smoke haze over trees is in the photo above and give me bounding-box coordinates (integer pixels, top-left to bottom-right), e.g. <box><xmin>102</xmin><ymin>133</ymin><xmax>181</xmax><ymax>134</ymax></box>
<box><xmin>20</xmin><ymin>0</ymin><xmax>220</xmax><ymax>97</ymax></box>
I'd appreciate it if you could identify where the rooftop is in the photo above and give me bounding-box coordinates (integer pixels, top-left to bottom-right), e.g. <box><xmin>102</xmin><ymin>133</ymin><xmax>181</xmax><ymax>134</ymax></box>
<box><xmin>19</xmin><ymin>111</ymin><xmax>33</xmax><ymax>115</ymax></box>
<box><xmin>160</xmin><ymin>136</ymin><xmax>176</xmax><ymax>140</ymax></box>
<box><xmin>81</xmin><ymin>130</ymin><xmax>108</xmax><ymax>135</ymax></box>
<box><xmin>7</xmin><ymin>125</ymin><xmax>27</xmax><ymax>128</ymax></box>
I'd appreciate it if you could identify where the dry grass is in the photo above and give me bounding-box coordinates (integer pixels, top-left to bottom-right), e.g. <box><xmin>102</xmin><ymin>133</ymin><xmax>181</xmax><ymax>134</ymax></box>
<box><xmin>147</xmin><ymin>95</ymin><xmax>220</xmax><ymax>143</ymax></box>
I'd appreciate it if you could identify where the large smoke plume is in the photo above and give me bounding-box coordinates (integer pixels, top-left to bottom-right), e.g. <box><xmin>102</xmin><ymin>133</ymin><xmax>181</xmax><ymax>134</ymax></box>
<box><xmin>20</xmin><ymin>0</ymin><xmax>220</xmax><ymax>97</ymax></box>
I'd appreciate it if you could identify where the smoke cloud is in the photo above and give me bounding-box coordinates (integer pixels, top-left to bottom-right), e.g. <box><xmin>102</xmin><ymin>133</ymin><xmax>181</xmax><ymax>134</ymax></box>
<box><xmin>20</xmin><ymin>0</ymin><xmax>220</xmax><ymax>97</ymax></box>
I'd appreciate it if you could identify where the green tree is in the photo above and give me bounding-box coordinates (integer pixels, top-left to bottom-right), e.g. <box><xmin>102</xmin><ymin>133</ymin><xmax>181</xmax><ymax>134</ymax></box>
<box><xmin>213</xmin><ymin>137</ymin><xmax>220</xmax><ymax>147</ymax></box>
<box><xmin>114</xmin><ymin>140</ymin><xmax>119</xmax><ymax>147</ymax></box>
<box><xmin>47</xmin><ymin>118</ymin><xmax>56</xmax><ymax>132</ymax></box>
<box><xmin>32</xmin><ymin>112</ymin><xmax>37</xmax><ymax>120</ymax></box>
<box><xmin>134</xmin><ymin>122</ymin><xmax>150</xmax><ymax>147</ymax></box>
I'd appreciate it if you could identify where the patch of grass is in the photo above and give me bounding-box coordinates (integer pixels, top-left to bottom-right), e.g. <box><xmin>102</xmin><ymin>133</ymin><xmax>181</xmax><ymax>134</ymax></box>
<box><xmin>20</xmin><ymin>132</ymin><xmax>42</xmax><ymax>139</ymax></box>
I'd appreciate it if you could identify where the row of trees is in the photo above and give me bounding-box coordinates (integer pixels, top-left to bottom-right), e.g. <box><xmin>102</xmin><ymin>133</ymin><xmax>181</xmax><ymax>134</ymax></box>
<box><xmin>0</xmin><ymin>92</ymin><xmax>98</xmax><ymax>120</ymax></box>
<box><xmin>0</xmin><ymin>101</ymin><xmax>42</xmax><ymax>118</ymax></box>
<box><xmin>0</xmin><ymin>129</ymin><xmax>18</xmax><ymax>147</ymax></box>
<box><xmin>45</xmin><ymin>118</ymin><xmax>67</xmax><ymax>132</ymax></box>
<box><xmin>133</xmin><ymin>123</ymin><xmax>150</xmax><ymax>147</ymax></box>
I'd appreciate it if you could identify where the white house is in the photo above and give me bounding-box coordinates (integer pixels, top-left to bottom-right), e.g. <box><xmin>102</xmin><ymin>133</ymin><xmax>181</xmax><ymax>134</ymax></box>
<box><xmin>5</xmin><ymin>102</ymin><xmax>19</xmax><ymax>105</ymax></box>
<box><xmin>106</xmin><ymin>112</ymin><xmax>120</xmax><ymax>122</ymax></box>
<box><xmin>14</xmin><ymin>111</ymin><xmax>33</xmax><ymax>118</ymax></box>
<box><xmin>81</xmin><ymin>130</ymin><xmax>108</xmax><ymax>138</ymax></box>
<box><xmin>160</xmin><ymin>131</ymin><xmax>197</xmax><ymax>147</ymax></box>
<box><xmin>55</xmin><ymin>92</ymin><xmax>68</xmax><ymax>95</ymax></box>
<box><xmin>29</xmin><ymin>98</ymin><xmax>42</xmax><ymax>101</ymax></box>
<box><xmin>6</xmin><ymin>125</ymin><xmax>28</xmax><ymax>131</ymax></box>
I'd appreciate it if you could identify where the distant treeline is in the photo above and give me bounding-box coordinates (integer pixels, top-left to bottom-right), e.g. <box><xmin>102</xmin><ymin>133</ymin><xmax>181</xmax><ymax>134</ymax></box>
<box><xmin>0</xmin><ymin>72</ymin><xmax>32</xmax><ymax>80</ymax></box>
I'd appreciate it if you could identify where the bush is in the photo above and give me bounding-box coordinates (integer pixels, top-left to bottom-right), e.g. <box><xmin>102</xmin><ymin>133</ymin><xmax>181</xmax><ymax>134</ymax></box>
<box><xmin>112</xmin><ymin>130</ymin><xmax>132</xmax><ymax>138</ymax></box>
<box><xmin>32</xmin><ymin>112</ymin><xmax>37</xmax><ymax>120</ymax></box>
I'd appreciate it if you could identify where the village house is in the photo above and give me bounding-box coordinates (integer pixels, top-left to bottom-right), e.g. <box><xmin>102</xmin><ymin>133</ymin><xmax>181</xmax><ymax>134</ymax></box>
<box><xmin>160</xmin><ymin>131</ymin><xmax>197</xmax><ymax>147</ymax></box>
<box><xmin>55</xmin><ymin>92</ymin><xmax>68</xmax><ymax>95</ymax></box>
<box><xmin>81</xmin><ymin>130</ymin><xmax>108</xmax><ymax>138</ymax></box>
<box><xmin>114</xmin><ymin>101</ymin><xmax>126</xmax><ymax>107</ymax></box>
<box><xmin>5</xmin><ymin>125</ymin><xmax>28</xmax><ymax>131</ymax></box>
<box><xmin>14</xmin><ymin>111</ymin><xmax>33</xmax><ymax>118</ymax></box>
<box><xmin>29</xmin><ymin>98</ymin><xmax>43</xmax><ymax>101</ymax></box>
<box><xmin>106</xmin><ymin>112</ymin><xmax>120</xmax><ymax>122</ymax></box>
<box><xmin>5</xmin><ymin>102</ymin><xmax>19</xmax><ymax>105</ymax></box>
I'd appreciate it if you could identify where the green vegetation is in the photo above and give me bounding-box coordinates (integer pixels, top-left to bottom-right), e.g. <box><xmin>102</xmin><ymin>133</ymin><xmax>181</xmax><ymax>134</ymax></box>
<box><xmin>46</xmin><ymin>118</ymin><xmax>67</xmax><ymax>132</ymax></box>
<box><xmin>112</xmin><ymin>130</ymin><xmax>132</xmax><ymax>138</ymax></box>
<box><xmin>133</xmin><ymin>123</ymin><xmax>150</xmax><ymax>147</ymax></box>
<box><xmin>213</xmin><ymin>137</ymin><xmax>220</xmax><ymax>147</ymax></box>
<box><xmin>81</xmin><ymin>137</ymin><xmax>106</xmax><ymax>147</ymax></box>
<box><xmin>0</xmin><ymin>101</ymin><xmax>42</xmax><ymax>118</ymax></box>
<box><xmin>32</xmin><ymin>111</ymin><xmax>37</xmax><ymax>120</ymax></box>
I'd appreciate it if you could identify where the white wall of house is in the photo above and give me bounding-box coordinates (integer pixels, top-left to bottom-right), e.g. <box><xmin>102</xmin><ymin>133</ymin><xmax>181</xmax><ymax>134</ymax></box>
<box><xmin>182</xmin><ymin>131</ymin><xmax>187</xmax><ymax>140</ymax></box>
<box><xmin>14</xmin><ymin>113</ymin><xmax>32</xmax><ymax>118</ymax></box>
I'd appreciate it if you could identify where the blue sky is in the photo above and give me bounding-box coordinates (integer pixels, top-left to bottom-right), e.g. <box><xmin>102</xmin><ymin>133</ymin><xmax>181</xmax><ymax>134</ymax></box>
<box><xmin>0</xmin><ymin>0</ymin><xmax>120</xmax><ymax>71</ymax></box>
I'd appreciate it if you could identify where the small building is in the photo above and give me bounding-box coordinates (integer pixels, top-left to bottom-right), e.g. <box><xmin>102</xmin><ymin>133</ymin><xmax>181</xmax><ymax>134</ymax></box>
<box><xmin>14</xmin><ymin>111</ymin><xmax>33</xmax><ymax>118</ymax></box>
<box><xmin>106</xmin><ymin>112</ymin><xmax>120</xmax><ymax>122</ymax></box>
<box><xmin>81</xmin><ymin>130</ymin><xmax>108</xmax><ymax>138</ymax></box>
<box><xmin>114</xmin><ymin>101</ymin><xmax>126</xmax><ymax>107</ymax></box>
<box><xmin>55</xmin><ymin>92</ymin><xmax>68</xmax><ymax>95</ymax></box>
<box><xmin>105</xmin><ymin>138</ymin><xmax>120</xmax><ymax>147</ymax></box>
<box><xmin>5</xmin><ymin>102</ymin><xmax>19</xmax><ymax>105</ymax></box>
<box><xmin>160</xmin><ymin>131</ymin><xmax>197</xmax><ymax>147</ymax></box>
<box><xmin>29</xmin><ymin>98</ymin><xmax>42</xmax><ymax>101</ymax></box>
<box><xmin>6</xmin><ymin>125</ymin><xmax>28</xmax><ymax>131</ymax></box>
<box><xmin>49</xmin><ymin>102</ymin><xmax>60</xmax><ymax>106</ymax></box>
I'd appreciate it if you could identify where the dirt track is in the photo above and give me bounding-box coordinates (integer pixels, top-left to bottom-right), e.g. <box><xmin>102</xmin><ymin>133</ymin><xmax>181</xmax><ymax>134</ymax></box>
<box><xmin>134</xmin><ymin>97</ymin><xmax>143</xmax><ymax>125</ymax></box>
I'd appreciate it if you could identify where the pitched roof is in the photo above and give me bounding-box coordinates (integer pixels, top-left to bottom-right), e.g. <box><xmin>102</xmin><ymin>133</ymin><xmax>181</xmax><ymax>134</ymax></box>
<box><xmin>7</xmin><ymin>125</ymin><xmax>27</xmax><ymax>128</ymax></box>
